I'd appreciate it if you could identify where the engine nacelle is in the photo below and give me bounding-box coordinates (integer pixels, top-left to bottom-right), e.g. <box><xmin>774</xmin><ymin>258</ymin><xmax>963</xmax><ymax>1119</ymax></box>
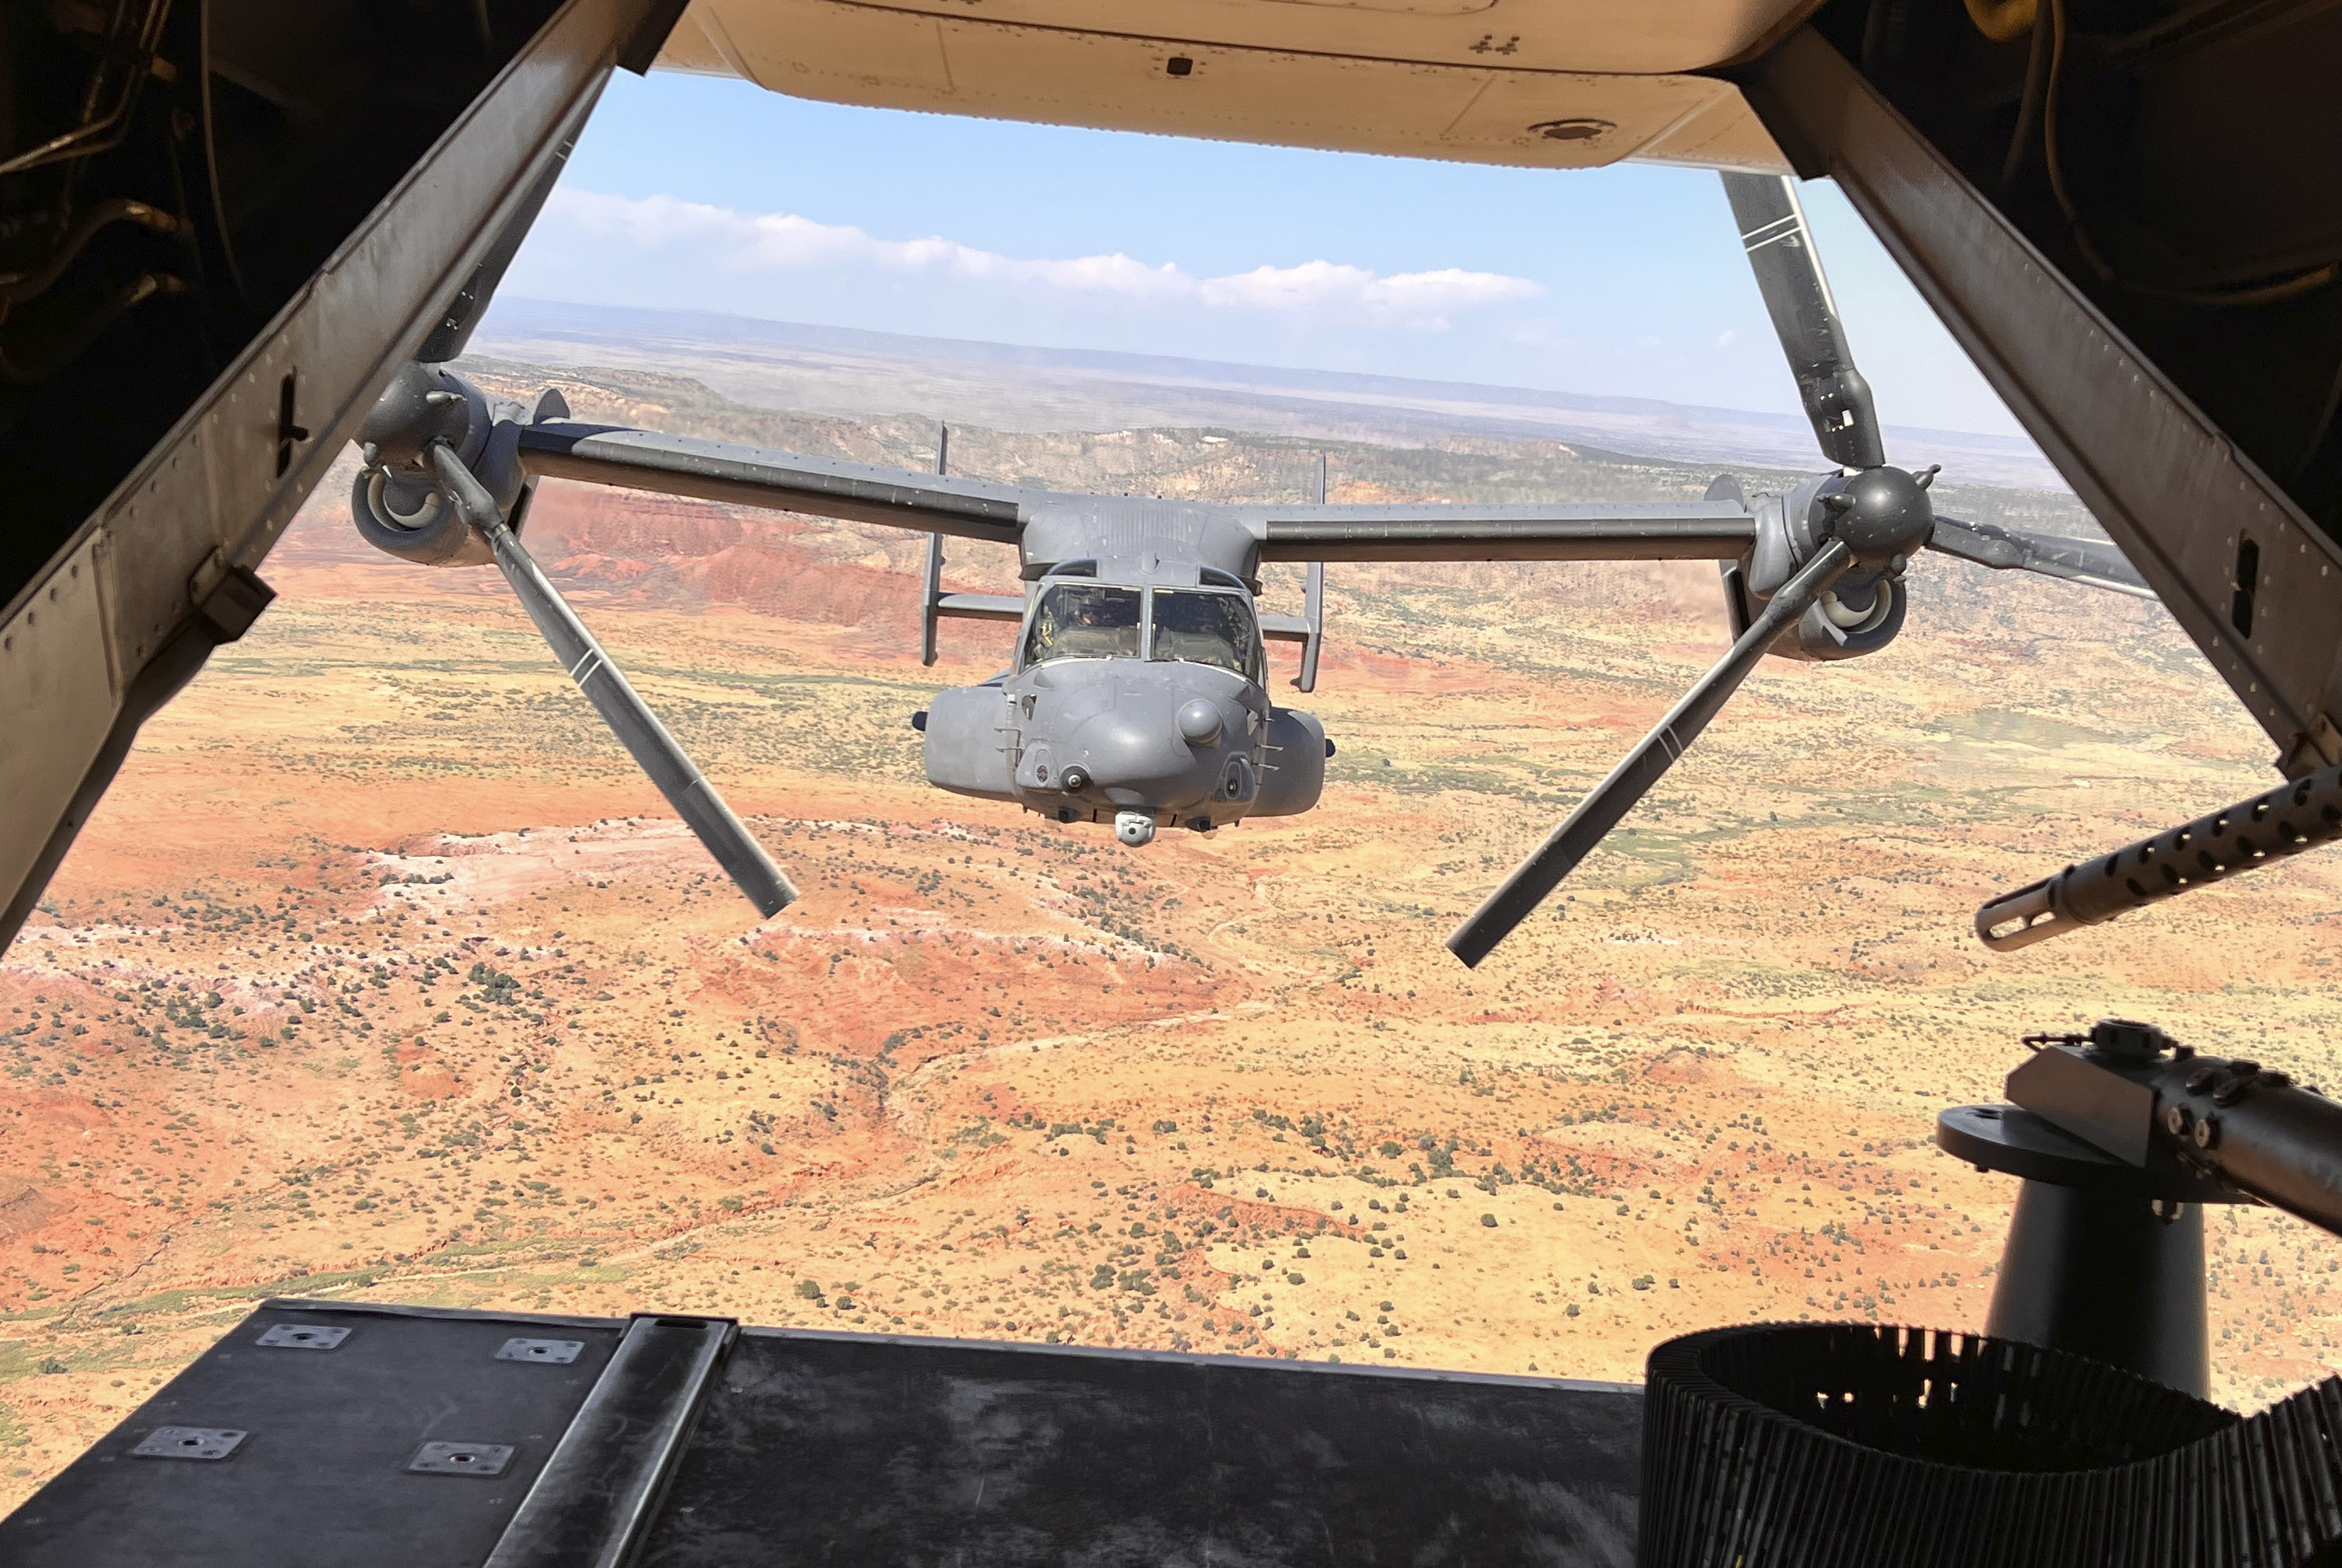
<box><xmin>349</xmin><ymin>364</ymin><xmax>558</xmax><ymax>567</ymax></box>
<box><xmin>921</xmin><ymin>681</ymin><xmax>1016</xmax><ymax>801</ymax></box>
<box><xmin>1773</xmin><ymin>571</ymin><xmax>1908</xmax><ymax>661</ymax></box>
<box><xmin>1253</xmin><ymin>707</ymin><xmax>1328</xmax><ymax>817</ymax></box>
<box><xmin>1741</xmin><ymin>477</ymin><xmax>1910</xmax><ymax>663</ymax></box>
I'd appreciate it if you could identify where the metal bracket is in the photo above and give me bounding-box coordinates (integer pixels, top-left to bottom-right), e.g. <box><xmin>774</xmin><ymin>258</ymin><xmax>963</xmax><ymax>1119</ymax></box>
<box><xmin>258</xmin><ymin>1323</ymin><xmax>350</xmax><ymax>1351</ymax></box>
<box><xmin>497</xmin><ymin>1338</ymin><xmax>586</xmax><ymax>1365</ymax></box>
<box><xmin>132</xmin><ymin>1427</ymin><xmax>247</xmax><ymax>1461</ymax></box>
<box><xmin>409</xmin><ymin>1441</ymin><xmax>515</xmax><ymax>1477</ymax></box>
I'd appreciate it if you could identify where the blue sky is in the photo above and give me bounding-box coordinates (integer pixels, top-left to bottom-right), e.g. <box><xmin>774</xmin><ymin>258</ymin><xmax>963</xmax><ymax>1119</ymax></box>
<box><xmin>497</xmin><ymin>67</ymin><xmax>2026</xmax><ymax>437</ymax></box>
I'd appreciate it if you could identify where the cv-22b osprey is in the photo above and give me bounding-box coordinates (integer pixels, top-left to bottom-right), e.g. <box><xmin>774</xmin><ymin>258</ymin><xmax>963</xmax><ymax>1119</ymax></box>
<box><xmin>349</xmin><ymin>174</ymin><xmax>2148</xmax><ymax>967</ymax></box>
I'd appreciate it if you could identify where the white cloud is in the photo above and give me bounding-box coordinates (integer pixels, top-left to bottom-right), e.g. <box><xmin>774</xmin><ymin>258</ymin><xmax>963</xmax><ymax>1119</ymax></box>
<box><xmin>544</xmin><ymin>189</ymin><xmax>1538</xmax><ymax>330</ymax></box>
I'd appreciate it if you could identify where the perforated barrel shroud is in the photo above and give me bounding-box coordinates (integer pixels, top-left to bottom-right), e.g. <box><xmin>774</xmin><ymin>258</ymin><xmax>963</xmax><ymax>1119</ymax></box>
<box><xmin>1639</xmin><ymin>1323</ymin><xmax>2342</xmax><ymax>1566</ymax></box>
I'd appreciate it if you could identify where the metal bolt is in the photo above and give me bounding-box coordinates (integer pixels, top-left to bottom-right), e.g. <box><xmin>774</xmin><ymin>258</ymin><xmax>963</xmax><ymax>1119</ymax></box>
<box><xmin>2164</xmin><ymin>1103</ymin><xmax>2194</xmax><ymax>1137</ymax></box>
<box><xmin>2194</xmin><ymin>1116</ymin><xmax>2221</xmax><ymax>1150</ymax></box>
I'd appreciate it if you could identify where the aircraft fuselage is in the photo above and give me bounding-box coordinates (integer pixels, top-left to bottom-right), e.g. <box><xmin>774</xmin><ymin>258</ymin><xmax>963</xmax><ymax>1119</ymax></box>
<box><xmin>919</xmin><ymin>516</ymin><xmax>1328</xmax><ymax>842</ymax></box>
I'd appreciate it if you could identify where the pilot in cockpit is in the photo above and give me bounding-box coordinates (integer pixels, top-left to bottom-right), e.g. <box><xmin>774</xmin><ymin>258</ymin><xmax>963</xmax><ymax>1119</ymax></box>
<box><xmin>1026</xmin><ymin>583</ymin><xmax>1142</xmax><ymax>664</ymax></box>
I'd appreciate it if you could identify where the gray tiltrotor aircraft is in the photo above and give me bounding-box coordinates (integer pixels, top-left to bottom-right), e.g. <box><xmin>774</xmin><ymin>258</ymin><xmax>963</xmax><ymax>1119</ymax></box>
<box><xmin>350</xmin><ymin>174</ymin><xmax>2147</xmax><ymax>968</ymax></box>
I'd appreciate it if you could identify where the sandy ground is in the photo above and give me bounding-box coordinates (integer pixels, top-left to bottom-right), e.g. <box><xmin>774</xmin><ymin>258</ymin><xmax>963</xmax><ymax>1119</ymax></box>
<box><xmin>3</xmin><ymin>469</ymin><xmax>2340</xmax><ymax>1509</ymax></box>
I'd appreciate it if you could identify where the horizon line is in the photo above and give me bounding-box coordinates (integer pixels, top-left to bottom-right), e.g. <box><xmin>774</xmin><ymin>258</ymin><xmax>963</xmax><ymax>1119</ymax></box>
<box><xmin>475</xmin><ymin>294</ymin><xmax>2046</xmax><ymax>456</ymax></box>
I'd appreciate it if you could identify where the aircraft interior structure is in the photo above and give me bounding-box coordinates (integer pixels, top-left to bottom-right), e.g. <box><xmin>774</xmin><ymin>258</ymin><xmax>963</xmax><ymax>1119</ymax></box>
<box><xmin>3</xmin><ymin>0</ymin><xmax>2340</xmax><ymax>1561</ymax></box>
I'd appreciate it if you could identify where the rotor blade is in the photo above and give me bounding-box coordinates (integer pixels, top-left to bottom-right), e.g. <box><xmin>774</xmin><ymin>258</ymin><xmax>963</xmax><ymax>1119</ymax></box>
<box><xmin>1446</xmin><ymin>537</ymin><xmax>1854</xmax><ymax>968</ymax></box>
<box><xmin>427</xmin><ymin>441</ymin><xmax>798</xmax><ymax>919</ymax></box>
<box><xmin>1259</xmin><ymin>502</ymin><xmax>1755</xmax><ymax>563</ymax></box>
<box><xmin>1720</xmin><ymin>172</ymin><xmax>1887</xmax><ymax>471</ymax></box>
<box><xmin>516</xmin><ymin>422</ymin><xmax>1028</xmax><ymax>544</ymax></box>
<box><xmin>1925</xmin><ymin>513</ymin><xmax>2155</xmax><ymax>596</ymax></box>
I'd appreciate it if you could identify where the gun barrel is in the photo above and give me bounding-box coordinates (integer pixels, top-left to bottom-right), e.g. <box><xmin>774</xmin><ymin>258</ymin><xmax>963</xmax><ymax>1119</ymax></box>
<box><xmin>1977</xmin><ymin>760</ymin><xmax>2342</xmax><ymax>951</ymax></box>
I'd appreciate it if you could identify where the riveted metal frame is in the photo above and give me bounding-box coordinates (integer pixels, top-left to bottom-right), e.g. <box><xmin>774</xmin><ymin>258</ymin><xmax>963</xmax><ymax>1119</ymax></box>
<box><xmin>1742</xmin><ymin>26</ymin><xmax>2342</xmax><ymax>772</ymax></box>
<box><xmin>0</xmin><ymin>0</ymin><xmax>679</xmax><ymax>951</ymax></box>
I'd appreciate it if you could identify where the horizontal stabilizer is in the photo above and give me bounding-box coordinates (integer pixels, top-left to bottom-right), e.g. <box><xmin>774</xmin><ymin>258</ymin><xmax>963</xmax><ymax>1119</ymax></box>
<box><xmin>935</xmin><ymin>592</ymin><xmax>1025</xmax><ymax>622</ymax></box>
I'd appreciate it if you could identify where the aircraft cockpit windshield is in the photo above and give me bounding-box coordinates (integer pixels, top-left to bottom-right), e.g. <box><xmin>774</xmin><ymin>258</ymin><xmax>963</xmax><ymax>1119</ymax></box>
<box><xmin>1023</xmin><ymin>582</ymin><xmax>1143</xmax><ymax>666</ymax></box>
<box><xmin>1151</xmin><ymin>589</ymin><xmax>1262</xmax><ymax>683</ymax></box>
<box><xmin>1021</xmin><ymin>581</ymin><xmax>1264</xmax><ymax>683</ymax></box>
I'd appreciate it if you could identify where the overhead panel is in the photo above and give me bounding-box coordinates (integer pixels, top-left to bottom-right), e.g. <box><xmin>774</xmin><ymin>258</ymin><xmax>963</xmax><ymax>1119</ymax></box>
<box><xmin>675</xmin><ymin>0</ymin><xmax>1812</xmax><ymax>75</ymax></box>
<box><xmin>663</xmin><ymin>0</ymin><xmax>1790</xmax><ymax>170</ymax></box>
<box><xmin>1263</xmin><ymin>0</ymin><xmax>1500</xmax><ymax>17</ymax></box>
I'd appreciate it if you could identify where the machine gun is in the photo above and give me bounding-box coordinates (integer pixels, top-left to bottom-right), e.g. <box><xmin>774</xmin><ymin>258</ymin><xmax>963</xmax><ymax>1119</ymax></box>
<box><xmin>1941</xmin><ymin>1016</ymin><xmax>2342</xmax><ymax>1394</ymax></box>
<box><xmin>1640</xmin><ymin>1019</ymin><xmax>2342</xmax><ymax>1568</ymax></box>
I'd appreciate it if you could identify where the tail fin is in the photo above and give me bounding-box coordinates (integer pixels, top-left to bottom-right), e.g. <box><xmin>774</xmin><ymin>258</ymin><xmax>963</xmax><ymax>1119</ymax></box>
<box><xmin>1707</xmin><ymin>473</ymin><xmax>1757</xmax><ymax>641</ymax></box>
<box><xmin>1262</xmin><ymin>454</ymin><xmax>1327</xmax><ymax>691</ymax></box>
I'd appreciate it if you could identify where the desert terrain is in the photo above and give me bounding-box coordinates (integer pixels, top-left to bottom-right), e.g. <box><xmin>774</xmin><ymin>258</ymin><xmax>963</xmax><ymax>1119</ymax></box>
<box><xmin>475</xmin><ymin>299</ymin><xmax>2067</xmax><ymax>487</ymax></box>
<box><xmin>4</xmin><ymin>352</ymin><xmax>2340</xmax><ymax>1506</ymax></box>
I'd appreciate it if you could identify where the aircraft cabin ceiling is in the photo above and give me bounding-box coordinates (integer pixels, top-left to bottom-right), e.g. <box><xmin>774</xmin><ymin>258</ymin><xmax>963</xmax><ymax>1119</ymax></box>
<box><xmin>658</xmin><ymin>0</ymin><xmax>1795</xmax><ymax>171</ymax></box>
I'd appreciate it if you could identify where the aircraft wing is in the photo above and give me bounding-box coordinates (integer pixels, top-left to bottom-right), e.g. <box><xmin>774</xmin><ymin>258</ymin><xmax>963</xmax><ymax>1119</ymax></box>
<box><xmin>516</xmin><ymin>422</ymin><xmax>1029</xmax><ymax>544</ymax></box>
<box><xmin>1255</xmin><ymin>502</ymin><xmax>1758</xmax><ymax>562</ymax></box>
<box><xmin>935</xmin><ymin>592</ymin><xmax>1025</xmax><ymax>621</ymax></box>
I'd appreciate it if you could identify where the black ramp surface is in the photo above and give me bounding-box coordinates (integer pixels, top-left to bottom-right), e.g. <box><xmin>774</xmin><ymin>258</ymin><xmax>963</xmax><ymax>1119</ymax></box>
<box><xmin>0</xmin><ymin>1301</ymin><xmax>626</xmax><ymax>1568</ymax></box>
<box><xmin>640</xmin><ymin>1330</ymin><xmax>1641</xmax><ymax>1567</ymax></box>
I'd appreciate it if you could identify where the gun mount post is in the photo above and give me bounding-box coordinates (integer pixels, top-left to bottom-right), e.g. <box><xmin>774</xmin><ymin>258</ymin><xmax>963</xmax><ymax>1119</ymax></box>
<box><xmin>1941</xmin><ymin>1017</ymin><xmax>2342</xmax><ymax>1396</ymax></box>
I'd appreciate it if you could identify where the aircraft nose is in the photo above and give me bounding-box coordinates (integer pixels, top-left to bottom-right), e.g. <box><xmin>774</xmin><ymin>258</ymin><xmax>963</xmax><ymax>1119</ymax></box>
<box><xmin>1065</xmin><ymin>684</ymin><xmax>1240</xmax><ymax>809</ymax></box>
